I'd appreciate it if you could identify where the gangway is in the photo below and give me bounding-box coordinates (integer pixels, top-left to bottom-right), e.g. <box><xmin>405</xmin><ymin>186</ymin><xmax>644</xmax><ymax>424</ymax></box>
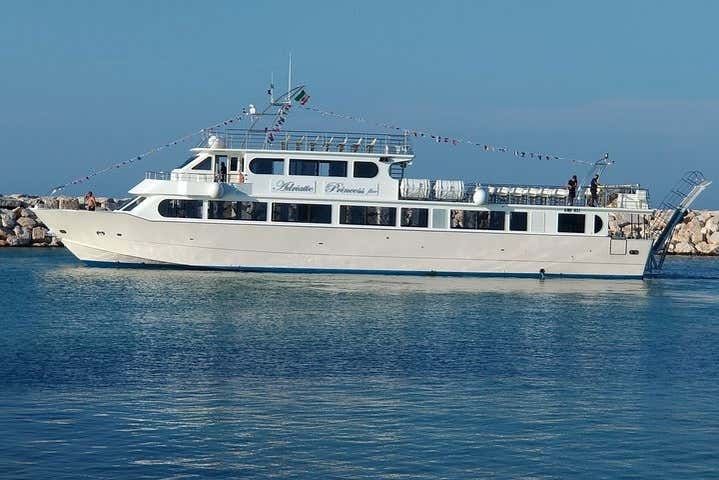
<box><xmin>648</xmin><ymin>171</ymin><xmax>712</xmax><ymax>272</ymax></box>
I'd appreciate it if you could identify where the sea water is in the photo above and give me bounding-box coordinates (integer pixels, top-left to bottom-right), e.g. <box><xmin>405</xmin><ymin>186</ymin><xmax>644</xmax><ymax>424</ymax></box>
<box><xmin>1</xmin><ymin>249</ymin><xmax>718</xmax><ymax>479</ymax></box>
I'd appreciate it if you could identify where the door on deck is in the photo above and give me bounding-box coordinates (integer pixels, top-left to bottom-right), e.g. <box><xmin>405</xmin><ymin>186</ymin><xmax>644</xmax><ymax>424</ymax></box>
<box><xmin>610</xmin><ymin>238</ymin><xmax>627</xmax><ymax>255</ymax></box>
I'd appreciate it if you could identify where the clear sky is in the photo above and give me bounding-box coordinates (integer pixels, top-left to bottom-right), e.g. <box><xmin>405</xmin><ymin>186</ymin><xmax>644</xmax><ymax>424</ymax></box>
<box><xmin>1</xmin><ymin>0</ymin><xmax>718</xmax><ymax>206</ymax></box>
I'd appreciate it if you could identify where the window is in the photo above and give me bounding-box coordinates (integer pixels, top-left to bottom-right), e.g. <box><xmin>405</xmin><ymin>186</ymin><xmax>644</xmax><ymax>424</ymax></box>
<box><xmin>451</xmin><ymin>210</ymin><xmax>505</xmax><ymax>230</ymax></box>
<box><xmin>290</xmin><ymin>159</ymin><xmax>347</xmax><ymax>177</ymax></box>
<box><xmin>158</xmin><ymin>199</ymin><xmax>203</xmax><ymax>219</ymax></box>
<box><xmin>353</xmin><ymin>161</ymin><xmax>379</xmax><ymax>178</ymax></box>
<box><xmin>340</xmin><ymin>205</ymin><xmax>396</xmax><ymax>226</ymax></box>
<box><xmin>272</xmin><ymin>203</ymin><xmax>332</xmax><ymax>224</ymax></box>
<box><xmin>208</xmin><ymin>201</ymin><xmax>267</xmax><ymax>221</ymax></box>
<box><xmin>509</xmin><ymin>212</ymin><xmax>528</xmax><ymax>231</ymax></box>
<box><xmin>432</xmin><ymin>208</ymin><xmax>448</xmax><ymax>229</ymax></box>
<box><xmin>230</xmin><ymin>157</ymin><xmax>243</xmax><ymax>172</ymax></box>
<box><xmin>558</xmin><ymin>213</ymin><xmax>586</xmax><ymax>233</ymax></box>
<box><xmin>192</xmin><ymin>156</ymin><xmax>212</xmax><ymax>170</ymax></box>
<box><xmin>249</xmin><ymin>158</ymin><xmax>284</xmax><ymax>175</ymax></box>
<box><xmin>179</xmin><ymin>154</ymin><xmax>198</xmax><ymax>168</ymax></box>
<box><xmin>401</xmin><ymin>208</ymin><xmax>429</xmax><ymax>227</ymax></box>
<box><xmin>594</xmin><ymin>215</ymin><xmax>604</xmax><ymax>234</ymax></box>
<box><xmin>118</xmin><ymin>196</ymin><xmax>146</xmax><ymax>212</ymax></box>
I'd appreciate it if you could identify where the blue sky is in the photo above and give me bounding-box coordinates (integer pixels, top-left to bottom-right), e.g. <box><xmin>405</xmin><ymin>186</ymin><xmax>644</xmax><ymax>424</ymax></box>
<box><xmin>1</xmin><ymin>1</ymin><xmax>718</xmax><ymax>206</ymax></box>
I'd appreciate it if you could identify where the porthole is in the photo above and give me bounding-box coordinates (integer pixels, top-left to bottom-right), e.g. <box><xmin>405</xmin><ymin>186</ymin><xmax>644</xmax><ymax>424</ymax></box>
<box><xmin>59</xmin><ymin>229</ymin><xmax>67</xmax><ymax>234</ymax></box>
<box><xmin>629</xmin><ymin>249</ymin><xmax>639</xmax><ymax>255</ymax></box>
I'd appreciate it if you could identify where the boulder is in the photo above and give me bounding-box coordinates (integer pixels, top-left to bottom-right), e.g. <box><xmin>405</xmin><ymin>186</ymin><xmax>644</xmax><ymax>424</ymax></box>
<box><xmin>1</xmin><ymin>213</ymin><xmax>15</xmax><ymax>229</ymax></box>
<box><xmin>0</xmin><ymin>239</ymin><xmax>6</xmax><ymax>247</ymax></box>
<box><xmin>673</xmin><ymin>242</ymin><xmax>695</xmax><ymax>254</ymax></box>
<box><xmin>706</xmin><ymin>216</ymin><xmax>719</xmax><ymax>234</ymax></box>
<box><xmin>695</xmin><ymin>242</ymin><xmax>719</xmax><ymax>255</ymax></box>
<box><xmin>31</xmin><ymin>226</ymin><xmax>47</xmax><ymax>242</ymax></box>
<box><xmin>19</xmin><ymin>208</ymin><xmax>34</xmax><ymax>218</ymax></box>
<box><xmin>58</xmin><ymin>197</ymin><xmax>80</xmax><ymax>210</ymax></box>
<box><xmin>708</xmin><ymin>231</ymin><xmax>719</xmax><ymax>245</ymax></box>
<box><xmin>16</xmin><ymin>216</ymin><xmax>37</xmax><ymax>229</ymax></box>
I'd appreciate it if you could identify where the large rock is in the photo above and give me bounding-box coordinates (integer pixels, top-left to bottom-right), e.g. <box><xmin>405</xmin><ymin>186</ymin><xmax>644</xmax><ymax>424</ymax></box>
<box><xmin>31</xmin><ymin>226</ymin><xmax>47</xmax><ymax>243</ymax></box>
<box><xmin>19</xmin><ymin>208</ymin><xmax>34</xmax><ymax>218</ymax></box>
<box><xmin>706</xmin><ymin>216</ymin><xmax>719</xmax><ymax>234</ymax></box>
<box><xmin>673</xmin><ymin>242</ymin><xmax>695</xmax><ymax>254</ymax></box>
<box><xmin>695</xmin><ymin>242</ymin><xmax>719</xmax><ymax>255</ymax></box>
<box><xmin>16</xmin><ymin>216</ymin><xmax>37</xmax><ymax>229</ymax></box>
<box><xmin>0</xmin><ymin>239</ymin><xmax>6</xmax><ymax>247</ymax></box>
<box><xmin>1</xmin><ymin>213</ymin><xmax>15</xmax><ymax>229</ymax></box>
<box><xmin>58</xmin><ymin>197</ymin><xmax>80</xmax><ymax>210</ymax></box>
<box><xmin>708</xmin><ymin>231</ymin><xmax>719</xmax><ymax>245</ymax></box>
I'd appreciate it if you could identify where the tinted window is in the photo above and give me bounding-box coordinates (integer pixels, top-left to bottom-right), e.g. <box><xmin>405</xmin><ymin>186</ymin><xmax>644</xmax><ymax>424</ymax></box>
<box><xmin>353</xmin><ymin>161</ymin><xmax>379</xmax><ymax>178</ymax></box>
<box><xmin>558</xmin><ymin>213</ymin><xmax>586</xmax><ymax>233</ymax></box>
<box><xmin>594</xmin><ymin>215</ymin><xmax>604</xmax><ymax>234</ymax></box>
<box><xmin>209</xmin><ymin>201</ymin><xmax>267</xmax><ymax>221</ymax></box>
<box><xmin>509</xmin><ymin>212</ymin><xmax>528</xmax><ymax>231</ymax></box>
<box><xmin>119</xmin><ymin>196</ymin><xmax>146</xmax><ymax>212</ymax></box>
<box><xmin>250</xmin><ymin>158</ymin><xmax>284</xmax><ymax>174</ymax></box>
<box><xmin>192</xmin><ymin>156</ymin><xmax>212</xmax><ymax>171</ymax></box>
<box><xmin>158</xmin><ymin>199</ymin><xmax>203</xmax><ymax>218</ymax></box>
<box><xmin>179</xmin><ymin>154</ymin><xmax>198</xmax><ymax>168</ymax></box>
<box><xmin>401</xmin><ymin>208</ymin><xmax>429</xmax><ymax>227</ymax></box>
<box><xmin>272</xmin><ymin>203</ymin><xmax>332</xmax><ymax>224</ymax></box>
<box><xmin>340</xmin><ymin>205</ymin><xmax>396</xmax><ymax>226</ymax></box>
<box><xmin>290</xmin><ymin>159</ymin><xmax>347</xmax><ymax>177</ymax></box>
<box><xmin>451</xmin><ymin>210</ymin><xmax>505</xmax><ymax>230</ymax></box>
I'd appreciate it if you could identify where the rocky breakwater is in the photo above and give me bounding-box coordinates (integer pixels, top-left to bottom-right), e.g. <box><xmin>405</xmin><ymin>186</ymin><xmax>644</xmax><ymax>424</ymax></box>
<box><xmin>665</xmin><ymin>210</ymin><xmax>719</xmax><ymax>255</ymax></box>
<box><xmin>0</xmin><ymin>194</ymin><xmax>124</xmax><ymax>248</ymax></box>
<box><xmin>609</xmin><ymin>209</ymin><xmax>719</xmax><ymax>256</ymax></box>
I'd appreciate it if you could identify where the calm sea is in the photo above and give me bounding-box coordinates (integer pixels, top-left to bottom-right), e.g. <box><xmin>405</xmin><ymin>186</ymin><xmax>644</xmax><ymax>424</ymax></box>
<box><xmin>1</xmin><ymin>249</ymin><xmax>718</xmax><ymax>479</ymax></box>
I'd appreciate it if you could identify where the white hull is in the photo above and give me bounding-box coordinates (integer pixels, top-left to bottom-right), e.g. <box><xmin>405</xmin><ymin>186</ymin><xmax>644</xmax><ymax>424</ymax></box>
<box><xmin>37</xmin><ymin>209</ymin><xmax>652</xmax><ymax>278</ymax></box>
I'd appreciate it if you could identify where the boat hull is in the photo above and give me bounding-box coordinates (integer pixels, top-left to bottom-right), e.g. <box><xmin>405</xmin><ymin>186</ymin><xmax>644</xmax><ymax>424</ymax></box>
<box><xmin>36</xmin><ymin>209</ymin><xmax>652</xmax><ymax>279</ymax></box>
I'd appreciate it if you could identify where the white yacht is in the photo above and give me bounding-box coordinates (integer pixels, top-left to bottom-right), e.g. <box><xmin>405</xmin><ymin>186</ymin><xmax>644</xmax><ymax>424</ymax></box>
<box><xmin>35</xmin><ymin>109</ymin><xmax>710</xmax><ymax>279</ymax></box>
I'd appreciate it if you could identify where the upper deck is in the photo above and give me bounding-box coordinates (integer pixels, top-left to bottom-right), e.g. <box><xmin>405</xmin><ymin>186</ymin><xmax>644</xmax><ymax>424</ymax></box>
<box><xmin>200</xmin><ymin>128</ymin><xmax>413</xmax><ymax>156</ymax></box>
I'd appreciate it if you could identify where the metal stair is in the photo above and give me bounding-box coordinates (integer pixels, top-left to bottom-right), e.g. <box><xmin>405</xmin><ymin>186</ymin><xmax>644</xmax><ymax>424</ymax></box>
<box><xmin>648</xmin><ymin>171</ymin><xmax>712</xmax><ymax>271</ymax></box>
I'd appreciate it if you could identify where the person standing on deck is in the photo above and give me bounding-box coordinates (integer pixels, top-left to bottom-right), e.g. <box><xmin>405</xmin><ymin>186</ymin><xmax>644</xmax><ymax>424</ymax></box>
<box><xmin>590</xmin><ymin>174</ymin><xmax>600</xmax><ymax>206</ymax></box>
<box><xmin>84</xmin><ymin>191</ymin><xmax>97</xmax><ymax>211</ymax></box>
<box><xmin>567</xmin><ymin>175</ymin><xmax>578</xmax><ymax>206</ymax></box>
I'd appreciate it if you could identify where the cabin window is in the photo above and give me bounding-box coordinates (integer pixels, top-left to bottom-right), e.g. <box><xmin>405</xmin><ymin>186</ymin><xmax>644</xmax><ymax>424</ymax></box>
<box><xmin>594</xmin><ymin>215</ymin><xmax>604</xmax><ymax>234</ymax></box>
<box><xmin>353</xmin><ymin>161</ymin><xmax>379</xmax><ymax>178</ymax></box>
<box><xmin>249</xmin><ymin>158</ymin><xmax>284</xmax><ymax>175</ymax></box>
<box><xmin>509</xmin><ymin>212</ymin><xmax>528</xmax><ymax>231</ymax></box>
<box><xmin>158</xmin><ymin>199</ymin><xmax>203</xmax><ymax>219</ymax></box>
<box><xmin>179</xmin><ymin>154</ymin><xmax>198</xmax><ymax>168</ymax></box>
<box><xmin>208</xmin><ymin>201</ymin><xmax>267</xmax><ymax>221</ymax></box>
<box><xmin>432</xmin><ymin>208</ymin><xmax>448</xmax><ymax>229</ymax></box>
<box><xmin>230</xmin><ymin>156</ymin><xmax>244</xmax><ymax>172</ymax></box>
<box><xmin>340</xmin><ymin>205</ymin><xmax>396</xmax><ymax>226</ymax></box>
<box><xmin>118</xmin><ymin>196</ymin><xmax>146</xmax><ymax>212</ymax></box>
<box><xmin>558</xmin><ymin>213</ymin><xmax>586</xmax><ymax>233</ymax></box>
<box><xmin>450</xmin><ymin>210</ymin><xmax>505</xmax><ymax>230</ymax></box>
<box><xmin>272</xmin><ymin>203</ymin><xmax>332</xmax><ymax>224</ymax></box>
<box><xmin>192</xmin><ymin>156</ymin><xmax>212</xmax><ymax>171</ymax></box>
<box><xmin>290</xmin><ymin>159</ymin><xmax>347</xmax><ymax>177</ymax></box>
<box><xmin>401</xmin><ymin>208</ymin><xmax>429</xmax><ymax>228</ymax></box>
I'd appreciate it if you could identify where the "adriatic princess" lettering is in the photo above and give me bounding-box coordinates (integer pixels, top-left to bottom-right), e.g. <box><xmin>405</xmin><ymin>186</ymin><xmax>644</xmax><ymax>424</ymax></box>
<box><xmin>272</xmin><ymin>180</ymin><xmax>316</xmax><ymax>193</ymax></box>
<box><xmin>325</xmin><ymin>182</ymin><xmax>379</xmax><ymax>196</ymax></box>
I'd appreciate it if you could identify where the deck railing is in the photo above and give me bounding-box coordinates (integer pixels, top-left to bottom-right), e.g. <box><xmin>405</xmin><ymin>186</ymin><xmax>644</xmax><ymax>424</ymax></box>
<box><xmin>399</xmin><ymin>180</ymin><xmax>648</xmax><ymax>208</ymax></box>
<box><xmin>202</xmin><ymin>128</ymin><xmax>413</xmax><ymax>155</ymax></box>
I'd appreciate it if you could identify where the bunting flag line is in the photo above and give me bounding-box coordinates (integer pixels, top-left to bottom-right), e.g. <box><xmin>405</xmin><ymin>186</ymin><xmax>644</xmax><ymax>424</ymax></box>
<box><xmin>300</xmin><ymin>105</ymin><xmax>591</xmax><ymax>166</ymax></box>
<box><xmin>49</xmin><ymin>111</ymin><xmax>249</xmax><ymax>194</ymax></box>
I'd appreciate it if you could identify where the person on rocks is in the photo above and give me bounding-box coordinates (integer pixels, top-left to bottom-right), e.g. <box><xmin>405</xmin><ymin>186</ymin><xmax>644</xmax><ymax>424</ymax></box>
<box><xmin>567</xmin><ymin>175</ymin><xmax>578</xmax><ymax>206</ymax></box>
<box><xmin>590</xmin><ymin>174</ymin><xmax>600</xmax><ymax>207</ymax></box>
<box><xmin>85</xmin><ymin>191</ymin><xmax>97</xmax><ymax>211</ymax></box>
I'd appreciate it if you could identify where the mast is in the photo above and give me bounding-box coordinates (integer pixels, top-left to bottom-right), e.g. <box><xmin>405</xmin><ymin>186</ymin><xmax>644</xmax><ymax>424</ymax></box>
<box><xmin>287</xmin><ymin>52</ymin><xmax>292</xmax><ymax>105</ymax></box>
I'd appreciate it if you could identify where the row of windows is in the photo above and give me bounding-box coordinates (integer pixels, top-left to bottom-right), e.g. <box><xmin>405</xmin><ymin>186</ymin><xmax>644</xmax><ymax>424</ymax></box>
<box><xmin>157</xmin><ymin>200</ymin><xmax>600</xmax><ymax>234</ymax></box>
<box><xmin>185</xmin><ymin>155</ymin><xmax>380</xmax><ymax>179</ymax></box>
<box><xmin>249</xmin><ymin>158</ymin><xmax>378</xmax><ymax>178</ymax></box>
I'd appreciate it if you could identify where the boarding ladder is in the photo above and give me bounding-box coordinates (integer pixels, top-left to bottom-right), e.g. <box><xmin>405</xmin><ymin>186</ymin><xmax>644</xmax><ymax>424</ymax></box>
<box><xmin>648</xmin><ymin>171</ymin><xmax>712</xmax><ymax>271</ymax></box>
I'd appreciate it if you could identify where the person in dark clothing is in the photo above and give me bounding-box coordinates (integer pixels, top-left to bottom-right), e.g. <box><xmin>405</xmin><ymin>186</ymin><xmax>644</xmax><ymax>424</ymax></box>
<box><xmin>567</xmin><ymin>175</ymin><xmax>578</xmax><ymax>205</ymax></box>
<box><xmin>590</xmin><ymin>174</ymin><xmax>600</xmax><ymax>206</ymax></box>
<box><xmin>219</xmin><ymin>163</ymin><xmax>227</xmax><ymax>183</ymax></box>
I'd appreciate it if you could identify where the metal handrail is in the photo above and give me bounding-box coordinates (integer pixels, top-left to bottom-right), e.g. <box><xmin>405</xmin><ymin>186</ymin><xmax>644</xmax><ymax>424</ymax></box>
<box><xmin>204</xmin><ymin>128</ymin><xmax>413</xmax><ymax>155</ymax></box>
